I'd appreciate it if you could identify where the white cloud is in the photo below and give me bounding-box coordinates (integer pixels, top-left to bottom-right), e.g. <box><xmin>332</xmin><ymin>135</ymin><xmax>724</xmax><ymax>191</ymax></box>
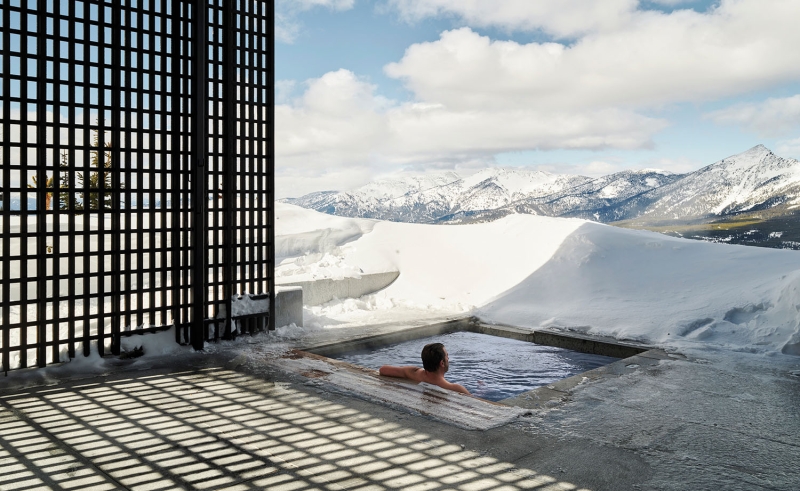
<box><xmin>276</xmin><ymin>0</ymin><xmax>355</xmax><ymax>43</ymax></box>
<box><xmin>296</xmin><ymin>0</ymin><xmax>355</xmax><ymax>7</ymax></box>
<box><xmin>275</xmin><ymin>80</ymin><xmax>299</xmax><ymax>104</ymax></box>
<box><xmin>636</xmin><ymin>156</ymin><xmax>703</xmax><ymax>174</ymax></box>
<box><xmin>381</xmin><ymin>103</ymin><xmax>663</xmax><ymax>156</ymax></box>
<box><xmin>582</xmin><ymin>161</ymin><xmax>620</xmax><ymax>177</ymax></box>
<box><xmin>384</xmin><ymin>0</ymin><xmax>637</xmax><ymax>38</ymax></box>
<box><xmin>385</xmin><ymin>3</ymin><xmax>800</xmax><ymax>111</ymax></box>
<box><xmin>530</xmin><ymin>155</ymin><xmax>700</xmax><ymax>179</ymax></box>
<box><xmin>275</xmin><ymin>70</ymin><xmax>391</xmax><ymax>197</ymax></box>
<box><xmin>278</xmin><ymin>165</ymin><xmax>375</xmax><ymax>200</ymax></box>
<box><xmin>276</xmin><ymin>70</ymin><xmax>666</xmax><ymax>197</ymax></box>
<box><xmin>704</xmin><ymin>95</ymin><xmax>800</xmax><ymax>137</ymax></box>
<box><xmin>277</xmin><ymin>1</ymin><xmax>800</xmax><ymax>196</ymax></box>
<box><xmin>276</xmin><ymin>70</ymin><xmax>388</xmax><ymax>168</ymax></box>
<box><xmin>647</xmin><ymin>0</ymin><xmax>699</xmax><ymax>5</ymax></box>
<box><xmin>533</xmin><ymin>160</ymin><xmax>620</xmax><ymax>178</ymax></box>
<box><xmin>776</xmin><ymin>137</ymin><xmax>800</xmax><ymax>159</ymax></box>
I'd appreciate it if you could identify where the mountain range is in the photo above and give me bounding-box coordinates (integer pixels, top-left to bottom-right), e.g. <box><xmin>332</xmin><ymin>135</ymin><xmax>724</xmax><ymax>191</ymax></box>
<box><xmin>283</xmin><ymin>145</ymin><xmax>800</xmax><ymax>249</ymax></box>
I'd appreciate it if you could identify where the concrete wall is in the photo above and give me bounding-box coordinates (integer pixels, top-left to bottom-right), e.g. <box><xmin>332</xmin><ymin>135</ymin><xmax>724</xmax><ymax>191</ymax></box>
<box><xmin>275</xmin><ymin>286</ymin><xmax>303</xmax><ymax>328</ymax></box>
<box><xmin>277</xmin><ymin>271</ymin><xmax>400</xmax><ymax>306</ymax></box>
<box><xmin>308</xmin><ymin>316</ymin><xmax>648</xmax><ymax>359</ymax></box>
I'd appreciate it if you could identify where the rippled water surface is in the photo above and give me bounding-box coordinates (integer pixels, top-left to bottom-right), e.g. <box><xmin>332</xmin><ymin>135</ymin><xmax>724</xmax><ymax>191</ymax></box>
<box><xmin>333</xmin><ymin>331</ymin><xmax>620</xmax><ymax>401</ymax></box>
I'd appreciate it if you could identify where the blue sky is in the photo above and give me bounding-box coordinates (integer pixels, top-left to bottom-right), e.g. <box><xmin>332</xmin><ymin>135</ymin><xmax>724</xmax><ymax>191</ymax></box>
<box><xmin>275</xmin><ymin>0</ymin><xmax>800</xmax><ymax>198</ymax></box>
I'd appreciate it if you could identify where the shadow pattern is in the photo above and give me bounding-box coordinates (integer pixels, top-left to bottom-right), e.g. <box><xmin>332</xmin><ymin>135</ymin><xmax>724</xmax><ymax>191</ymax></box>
<box><xmin>0</xmin><ymin>368</ymin><xmax>590</xmax><ymax>491</ymax></box>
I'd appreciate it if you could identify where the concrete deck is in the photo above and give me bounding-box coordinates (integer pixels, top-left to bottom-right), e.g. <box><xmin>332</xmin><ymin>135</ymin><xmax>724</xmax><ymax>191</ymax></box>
<box><xmin>1</xmin><ymin>320</ymin><xmax>798</xmax><ymax>491</ymax></box>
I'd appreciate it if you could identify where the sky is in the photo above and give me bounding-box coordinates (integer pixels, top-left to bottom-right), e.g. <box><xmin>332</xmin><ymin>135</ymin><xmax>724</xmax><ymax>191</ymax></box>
<box><xmin>274</xmin><ymin>0</ymin><xmax>800</xmax><ymax>198</ymax></box>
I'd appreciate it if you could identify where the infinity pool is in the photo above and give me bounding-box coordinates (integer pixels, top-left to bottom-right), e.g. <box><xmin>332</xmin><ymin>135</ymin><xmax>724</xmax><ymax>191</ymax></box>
<box><xmin>333</xmin><ymin>331</ymin><xmax>620</xmax><ymax>401</ymax></box>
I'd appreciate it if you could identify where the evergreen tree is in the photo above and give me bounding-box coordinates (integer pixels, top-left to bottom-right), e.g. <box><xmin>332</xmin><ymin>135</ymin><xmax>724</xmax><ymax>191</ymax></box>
<box><xmin>75</xmin><ymin>129</ymin><xmax>113</xmax><ymax>210</ymax></box>
<box><xmin>28</xmin><ymin>127</ymin><xmax>119</xmax><ymax>211</ymax></box>
<box><xmin>27</xmin><ymin>150</ymin><xmax>74</xmax><ymax>210</ymax></box>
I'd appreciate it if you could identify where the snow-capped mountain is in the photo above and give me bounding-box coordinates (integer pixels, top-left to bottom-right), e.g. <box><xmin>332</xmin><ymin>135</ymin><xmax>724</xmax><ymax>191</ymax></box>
<box><xmin>601</xmin><ymin>145</ymin><xmax>800</xmax><ymax>223</ymax></box>
<box><xmin>285</xmin><ymin>146</ymin><xmax>800</xmax><ymax>230</ymax></box>
<box><xmin>284</xmin><ymin>168</ymin><xmax>592</xmax><ymax>223</ymax></box>
<box><xmin>439</xmin><ymin>168</ymin><xmax>682</xmax><ymax>223</ymax></box>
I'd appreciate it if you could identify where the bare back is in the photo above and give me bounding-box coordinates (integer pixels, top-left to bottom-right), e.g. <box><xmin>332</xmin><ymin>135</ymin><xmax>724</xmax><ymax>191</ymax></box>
<box><xmin>379</xmin><ymin>365</ymin><xmax>470</xmax><ymax>395</ymax></box>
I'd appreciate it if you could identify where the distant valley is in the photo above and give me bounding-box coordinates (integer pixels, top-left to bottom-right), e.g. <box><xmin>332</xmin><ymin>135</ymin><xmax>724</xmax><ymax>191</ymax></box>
<box><xmin>283</xmin><ymin>145</ymin><xmax>800</xmax><ymax>250</ymax></box>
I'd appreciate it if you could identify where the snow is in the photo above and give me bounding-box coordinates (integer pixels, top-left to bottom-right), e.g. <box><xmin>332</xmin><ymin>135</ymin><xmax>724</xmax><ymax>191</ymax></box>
<box><xmin>120</xmin><ymin>327</ymin><xmax>185</xmax><ymax>356</ymax></box>
<box><xmin>7</xmin><ymin>199</ymin><xmax>799</xmax><ymax>383</ymax></box>
<box><xmin>230</xmin><ymin>294</ymin><xmax>270</xmax><ymax>317</ymax></box>
<box><xmin>286</xmin><ymin>167</ymin><xmax>593</xmax><ymax>223</ymax></box>
<box><xmin>277</xmin><ymin>202</ymin><xmax>583</xmax><ymax>312</ymax></box>
<box><xmin>350</xmin><ymin>172</ymin><xmax>460</xmax><ymax>201</ymax></box>
<box><xmin>276</xmin><ymin>206</ymin><xmax>379</xmax><ymax>282</ymax></box>
<box><xmin>460</xmin><ymin>167</ymin><xmax>561</xmax><ymax>194</ymax></box>
<box><xmin>478</xmin><ymin>225</ymin><xmax>800</xmax><ymax>355</ymax></box>
<box><xmin>275</xmin><ymin>202</ymin><xmax>800</xmax><ymax>356</ymax></box>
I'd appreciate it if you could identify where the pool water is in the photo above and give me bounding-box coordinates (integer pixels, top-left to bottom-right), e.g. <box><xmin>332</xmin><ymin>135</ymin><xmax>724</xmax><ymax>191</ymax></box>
<box><xmin>333</xmin><ymin>331</ymin><xmax>620</xmax><ymax>401</ymax></box>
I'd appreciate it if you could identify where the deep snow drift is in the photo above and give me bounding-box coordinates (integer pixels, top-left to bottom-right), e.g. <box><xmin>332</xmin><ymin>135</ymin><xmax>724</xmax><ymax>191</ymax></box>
<box><xmin>276</xmin><ymin>203</ymin><xmax>800</xmax><ymax>356</ymax></box>
<box><xmin>5</xmin><ymin>201</ymin><xmax>799</xmax><ymax>386</ymax></box>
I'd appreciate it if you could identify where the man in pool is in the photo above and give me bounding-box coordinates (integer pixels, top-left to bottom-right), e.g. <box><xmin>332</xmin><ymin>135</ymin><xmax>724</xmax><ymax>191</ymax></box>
<box><xmin>379</xmin><ymin>343</ymin><xmax>471</xmax><ymax>395</ymax></box>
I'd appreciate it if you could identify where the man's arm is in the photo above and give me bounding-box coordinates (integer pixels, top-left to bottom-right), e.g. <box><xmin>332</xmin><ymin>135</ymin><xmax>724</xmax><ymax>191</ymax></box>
<box><xmin>379</xmin><ymin>365</ymin><xmax>421</xmax><ymax>380</ymax></box>
<box><xmin>439</xmin><ymin>380</ymin><xmax>470</xmax><ymax>395</ymax></box>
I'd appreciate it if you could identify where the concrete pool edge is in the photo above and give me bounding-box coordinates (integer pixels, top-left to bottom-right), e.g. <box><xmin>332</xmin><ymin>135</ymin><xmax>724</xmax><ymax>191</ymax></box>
<box><xmin>498</xmin><ymin>349</ymin><xmax>670</xmax><ymax>409</ymax></box>
<box><xmin>305</xmin><ymin>316</ymin><xmax>651</xmax><ymax>360</ymax></box>
<box><xmin>296</xmin><ymin>316</ymin><xmax>674</xmax><ymax>414</ymax></box>
<box><xmin>263</xmin><ymin>347</ymin><xmax>529</xmax><ymax>431</ymax></box>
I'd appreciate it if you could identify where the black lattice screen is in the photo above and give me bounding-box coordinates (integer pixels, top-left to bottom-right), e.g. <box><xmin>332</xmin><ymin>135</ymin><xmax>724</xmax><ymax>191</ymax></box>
<box><xmin>0</xmin><ymin>0</ymin><xmax>275</xmax><ymax>372</ymax></box>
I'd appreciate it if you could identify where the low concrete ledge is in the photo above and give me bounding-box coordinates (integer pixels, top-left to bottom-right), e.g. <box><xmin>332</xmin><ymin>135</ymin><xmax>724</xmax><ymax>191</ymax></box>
<box><xmin>308</xmin><ymin>317</ymin><xmax>471</xmax><ymax>357</ymax></box>
<box><xmin>275</xmin><ymin>286</ymin><xmax>303</xmax><ymax>328</ymax></box>
<box><xmin>267</xmin><ymin>348</ymin><xmax>527</xmax><ymax>430</ymax></box>
<box><xmin>473</xmin><ymin>324</ymin><xmax>648</xmax><ymax>359</ymax></box>
<box><xmin>308</xmin><ymin>316</ymin><xmax>648</xmax><ymax>360</ymax></box>
<box><xmin>499</xmin><ymin>349</ymin><xmax>668</xmax><ymax>410</ymax></box>
<box><xmin>276</xmin><ymin>271</ymin><xmax>400</xmax><ymax>306</ymax></box>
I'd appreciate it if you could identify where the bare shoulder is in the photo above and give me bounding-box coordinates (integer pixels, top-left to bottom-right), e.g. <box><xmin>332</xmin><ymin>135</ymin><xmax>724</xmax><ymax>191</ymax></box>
<box><xmin>404</xmin><ymin>366</ymin><xmax>427</xmax><ymax>381</ymax></box>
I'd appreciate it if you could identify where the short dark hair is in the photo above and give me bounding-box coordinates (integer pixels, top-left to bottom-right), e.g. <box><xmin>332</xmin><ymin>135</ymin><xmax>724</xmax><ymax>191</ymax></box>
<box><xmin>421</xmin><ymin>343</ymin><xmax>446</xmax><ymax>372</ymax></box>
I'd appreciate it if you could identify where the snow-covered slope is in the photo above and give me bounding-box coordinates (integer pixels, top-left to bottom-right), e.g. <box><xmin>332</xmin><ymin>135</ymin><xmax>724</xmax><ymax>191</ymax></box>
<box><xmin>477</xmin><ymin>223</ymin><xmax>800</xmax><ymax>354</ymax></box>
<box><xmin>277</xmin><ymin>202</ymin><xmax>800</xmax><ymax>356</ymax></box>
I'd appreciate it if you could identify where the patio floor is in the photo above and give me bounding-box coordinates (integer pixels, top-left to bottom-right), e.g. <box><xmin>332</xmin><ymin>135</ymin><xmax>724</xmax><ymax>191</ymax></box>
<box><xmin>1</xmin><ymin>321</ymin><xmax>798</xmax><ymax>491</ymax></box>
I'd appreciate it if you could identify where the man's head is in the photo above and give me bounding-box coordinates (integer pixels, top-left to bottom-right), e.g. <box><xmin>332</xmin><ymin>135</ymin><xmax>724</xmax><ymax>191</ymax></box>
<box><xmin>421</xmin><ymin>343</ymin><xmax>448</xmax><ymax>372</ymax></box>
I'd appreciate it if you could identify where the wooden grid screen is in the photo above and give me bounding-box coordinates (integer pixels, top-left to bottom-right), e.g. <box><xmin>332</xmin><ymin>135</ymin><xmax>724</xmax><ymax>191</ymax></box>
<box><xmin>0</xmin><ymin>0</ymin><xmax>275</xmax><ymax>371</ymax></box>
<box><xmin>204</xmin><ymin>0</ymin><xmax>274</xmax><ymax>339</ymax></box>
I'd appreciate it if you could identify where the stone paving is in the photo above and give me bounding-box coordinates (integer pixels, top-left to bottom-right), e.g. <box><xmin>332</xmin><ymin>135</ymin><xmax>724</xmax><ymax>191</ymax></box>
<box><xmin>0</xmin><ymin>322</ymin><xmax>798</xmax><ymax>491</ymax></box>
<box><xmin>0</xmin><ymin>363</ymin><xmax>589</xmax><ymax>491</ymax></box>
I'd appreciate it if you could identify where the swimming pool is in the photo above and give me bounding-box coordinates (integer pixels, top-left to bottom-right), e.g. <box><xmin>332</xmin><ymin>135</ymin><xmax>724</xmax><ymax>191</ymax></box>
<box><xmin>332</xmin><ymin>331</ymin><xmax>620</xmax><ymax>401</ymax></box>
